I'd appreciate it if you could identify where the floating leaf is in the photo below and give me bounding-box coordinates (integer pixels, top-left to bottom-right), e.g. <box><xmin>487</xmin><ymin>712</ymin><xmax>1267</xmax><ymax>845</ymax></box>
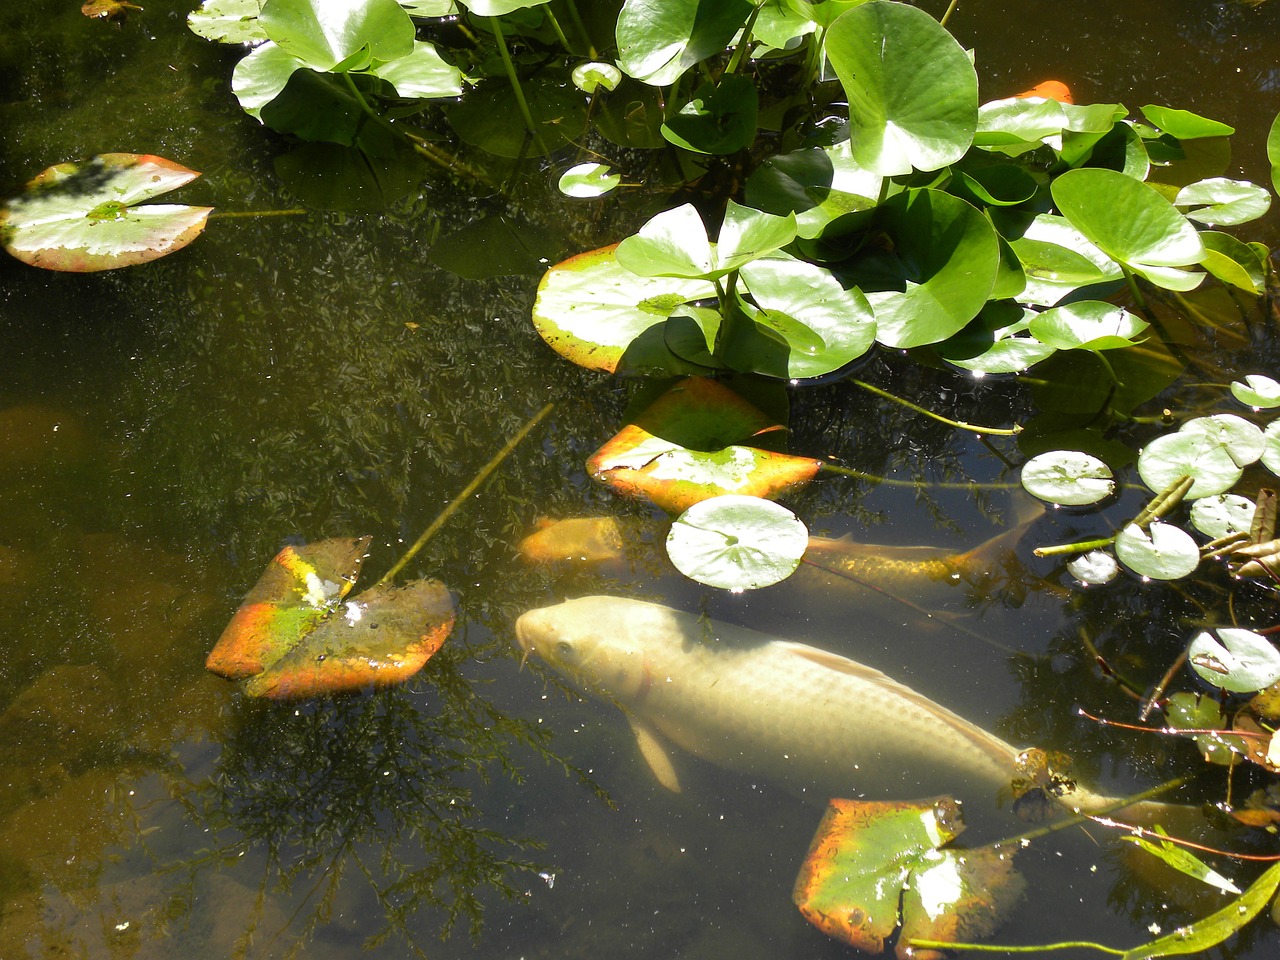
<box><xmin>1140</xmin><ymin>104</ymin><xmax>1234</xmax><ymax>139</ymax></box>
<box><xmin>1008</xmin><ymin>213</ymin><xmax>1124</xmax><ymax>307</ymax></box>
<box><xmin>1188</xmin><ymin>627</ymin><xmax>1280</xmax><ymax>694</ymax></box>
<box><xmin>243</xmin><ymin>578</ymin><xmax>455</xmax><ymax>698</ymax></box>
<box><xmin>0</xmin><ymin>154</ymin><xmax>212</xmax><ymax>272</ymax></box>
<box><xmin>1200</xmin><ymin>231</ymin><xmax>1267</xmax><ymax>295</ymax></box>
<box><xmin>1114</xmin><ymin>521</ymin><xmax>1199</xmax><ymax>580</ymax></box>
<box><xmin>260</xmin><ymin>0</ymin><xmax>414</xmax><ymax>72</ymax></box>
<box><xmin>744</xmin><ymin>140</ymin><xmax>883</xmax><ymax>240</ymax></box>
<box><xmin>1028</xmin><ymin>301</ymin><xmax>1148</xmax><ymax>351</ymax></box>
<box><xmin>206</xmin><ymin>537</ymin><xmax>372</xmax><ymax>679</ymax></box>
<box><xmin>571</xmin><ymin>61</ymin><xmax>622</xmax><ymax>93</ymax></box>
<box><xmin>531</xmin><ymin>244</ymin><xmax>717</xmax><ymax>375</ymax></box>
<box><xmin>615</xmin><ymin>0</ymin><xmax>753</xmax><ymax>86</ymax></box>
<box><xmin>1190</xmin><ymin>494</ymin><xmax>1255</xmax><ymax>540</ymax></box>
<box><xmin>1165</xmin><ymin>691</ymin><xmax>1241</xmax><ymax>765</ymax></box>
<box><xmin>1137</xmin><ymin>414</ymin><xmax>1265</xmax><ymax>500</ymax></box>
<box><xmin>825</xmin><ymin>1</ymin><xmax>978</xmax><ymax>175</ymax></box>
<box><xmin>661</xmin><ymin>74</ymin><xmax>758</xmax><ymax>155</ymax></box>
<box><xmin>1264</xmin><ymin>421</ymin><xmax>1280</xmax><ymax>478</ymax></box>
<box><xmin>557</xmin><ymin>162</ymin><xmax>622</xmax><ymax>199</ymax></box>
<box><xmin>1231</xmin><ymin>375</ymin><xmax>1280</xmax><ymax>410</ymax></box>
<box><xmin>188</xmin><ymin>0</ymin><xmax>269</xmax><ymax>42</ymax></box>
<box><xmin>1021</xmin><ymin>450</ymin><xmax>1115</xmax><ymax>506</ymax></box>
<box><xmin>1122</xmin><ymin>825</ymin><xmax>1240</xmax><ymax>895</ymax></box>
<box><xmin>587</xmin><ymin>377</ymin><xmax>821</xmax><ymax>513</ymax></box>
<box><xmin>363</xmin><ymin>40</ymin><xmax>463</xmax><ymax>98</ymax></box>
<box><xmin>1067</xmin><ymin>550</ymin><xmax>1119</xmax><ymax>586</ymax></box>
<box><xmin>1174</xmin><ymin>178</ymin><xmax>1271</xmax><ymax>227</ymax></box>
<box><xmin>666</xmin><ymin>495</ymin><xmax>807</xmax><ymax>589</ymax></box>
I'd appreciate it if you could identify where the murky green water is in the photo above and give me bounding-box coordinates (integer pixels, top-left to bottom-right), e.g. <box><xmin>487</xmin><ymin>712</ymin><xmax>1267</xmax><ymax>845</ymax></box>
<box><xmin>3</xmin><ymin>1</ymin><xmax>1280</xmax><ymax>958</ymax></box>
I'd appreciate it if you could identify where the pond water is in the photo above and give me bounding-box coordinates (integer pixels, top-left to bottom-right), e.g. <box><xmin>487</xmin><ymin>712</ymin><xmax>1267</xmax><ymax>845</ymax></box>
<box><xmin>3</xmin><ymin>1</ymin><xmax>1280</xmax><ymax>958</ymax></box>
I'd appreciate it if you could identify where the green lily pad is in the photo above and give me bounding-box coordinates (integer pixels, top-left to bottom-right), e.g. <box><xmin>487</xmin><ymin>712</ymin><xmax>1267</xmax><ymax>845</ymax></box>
<box><xmin>1164</xmin><ymin>691</ymin><xmax>1242</xmax><ymax>765</ymax></box>
<box><xmin>1140</xmin><ymin>104</ymin><xmax>1235</xmax><ymax>139</ymax></box>
<box><xmin>666</xmin><ymin>495</ymin><xmax>808</xmax><ymax>589</ymax></box>
<box><xmin>743</xmin><ymin>140</ymin><xmax>883</xmax><ymax>240</ymax></box>
<box><xmin>1027</xmin><ymin>301</ymin><xmax>1148</xmax><ymax>351</ymax></box>
<box><xmin>260</xmin><ymin>0</ymin><xmax>414</xmax><ymax>72</ymax></box>
<box><xmin>531</xmin><ymin>244</ymin><xmax>717</xmax><ymax>374</ymax></box>
<box><xmin>1200</xmin><ymin>231</ymin><xmax>1267</xmax><ymax>295</ymax></box>
<box><xmin>1188</xmin><ymin>627</ymin><xmax>1280</xmax><ymax>694</ymax></box>
<box><xmin>1138</xmin><ymin>415</ymin><xmax>1264</xmax><ymax>499</ymax></box>
<box><xmin>1268</xmin><ymin>110</ymin><xmax>1280</xmax><ymax>197</ymax></box>
<box><xmin>1050</xmin><ymin>167</ymin><xmax>1206</xmax><ymax>289</ymax></box>
<box><xmin>662</xmin><ymin>74</ymin><xmax>758</xmax><ymax>155</ymax></box>
<box><xmin>364</xmin><ymin>40</ymin><xmax>463</xmax><ymax>98</ymax></box>
<box><xmin>0</xmin><ymin>154</ymin><xmax>213</xmax><ymax>272</ymax></box>
<box><xmin>1232</xmin><ymin>374</ymin><xmax>1280</xmax><ymax>409</ymax></box>
<box><xmin>586</xmin><ymin>376</ymin><xmax>822</xmax><ymax>513</ymax></box>
<box><xmin>856</xmin><ymin>188</ymin><xmax>1001</xmax><ymax>349</ymax></box>
<box><xmin>1007</xmin><ymin>213</ymin><xmax>1124</xmax><ymax>307</ymax></box>
<box><xmin>616</xmin><ymin>201</ymin><xmax>796</xmax><ymax>281</ymax></box>
<box><xmin>187</xmin><ymin>0</ymin><xmax>270</xmax><ymax>43</ymax></box>
<box><xmin>1190</xmin><ymin>494</ymin><xmax>1255</xmax><ymax>540</ymax></box>
<box><xmin>571</xmin><ymin>61</ymin><xmax>622</xmax><ymax>93</ymax></box>
<box><xmin>825</xmin><ymin>0</ymin><xmax>978</xmax><ymax>175</ymax></box>
<box><xmin>1264</xmin><ymin>420</ymin><xmax>1280</xmax><ymax>478</ymax></box>
<box><xmin>1021</xmin><ymin>450</ymin><xmax>1115</xmax><ymax>506</ymax></box>
<box><xmin>1114</xmin><ymin>521</ymin><xmax>1200</xmax><ymax>580</ymax></box>
<box><xmin>557</xmin><ymin>162</ymin><xmax>622</xmax><ymax>198</ymax></box>
<box><xmin>615</xmin><ymin>0</ymin><xmax>753</xmax><ymax>86</ymax></box>
<box><xmin>1174</xmin><ymin>178</ymin><xmax>1271</xmax><ymax>227</ymax></box>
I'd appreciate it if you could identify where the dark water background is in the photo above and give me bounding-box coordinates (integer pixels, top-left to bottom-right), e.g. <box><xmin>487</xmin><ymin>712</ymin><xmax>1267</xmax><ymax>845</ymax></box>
<box><xmin>3</xmin><ymin>1</ymin><xmax>1280</xmax><ymax>958</ymax></box>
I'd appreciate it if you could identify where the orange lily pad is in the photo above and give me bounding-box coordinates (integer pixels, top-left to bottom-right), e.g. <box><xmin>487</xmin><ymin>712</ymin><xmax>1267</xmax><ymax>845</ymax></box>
<box><xmin>587</xmin><ymin>376</ymin><xmax>821</xmax><ymax>513</ymax></box>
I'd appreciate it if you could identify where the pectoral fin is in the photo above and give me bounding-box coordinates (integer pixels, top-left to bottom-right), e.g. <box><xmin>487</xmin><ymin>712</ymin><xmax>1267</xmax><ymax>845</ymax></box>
<box><xmin>627</xmin><ymin>715</ymin><xmax>681</xmax><ymax>793</ymax></box>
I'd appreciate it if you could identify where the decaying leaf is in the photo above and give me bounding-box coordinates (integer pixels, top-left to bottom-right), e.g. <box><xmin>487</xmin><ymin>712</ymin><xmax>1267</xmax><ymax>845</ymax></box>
<box><xmin>206</xmin><ymin>536</ymin><xmax>455</xmax><ymax>698</ymax></box>
<box><xmin>792</xmin><ymin>796</ymin><xmax>1023</xmax><ymax>959</ymax></box>
<box><xmin>588</xmin><ymin>376</ymin><xmax>820</xmax><ymax>513</ymax></box>
<box><xmin>82</xmin><ymin>0</ymin><xmax>143</xmax><ymax>20</ymax></box>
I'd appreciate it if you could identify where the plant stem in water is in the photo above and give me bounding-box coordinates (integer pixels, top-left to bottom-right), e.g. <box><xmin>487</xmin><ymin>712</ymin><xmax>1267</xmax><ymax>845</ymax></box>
<box><xmin>850</xmin><ymin>379</ymin><xmax>1021</xmax><ymax>436</ymax></box>
<box><xmin>488</xmin><ymin>17</ymin><xmax>549</xmax><ymax>155</ymax></box>
<box><xmin>376</xmin><ymin>403</ymin><xmax>555</xmax><ymax>587</ymax></box>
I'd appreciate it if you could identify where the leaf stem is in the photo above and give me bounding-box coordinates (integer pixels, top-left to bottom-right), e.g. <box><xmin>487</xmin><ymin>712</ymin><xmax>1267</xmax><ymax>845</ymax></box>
<box><xmin>905</xmin><ymin>939</ymin><xmax>1124</xmax><ymax>956</ymax></box>
<box><xmin>726</xmin><ymin>1</ymin><xmax>765</xmax><ymax>74</ymax></box>
<box><xmin>375</xmin><ymin>403</ymin><xmax>554</xmax><ymax>587</ymax></box>
<box><xmin>938</xmin><ymin>0</ymin><xmax>962</xmax><ymax>28</ymax></box>
<box><xmin>1032</xmin><ymin>536</ymin><xmax>1116</xmax><ymax>558</ymax></box>
<box><xmin>818</xmin><ymin>463</ymin><xmax>1021</xmax><ymax>489</ymax></box>
<box><xmin>850</xmin><ymin>379</ymin><xmax>1021</xmax><ymax>436</ymax></box>
<box><xmin>206</xmin><ymin>209</ymin><xmax>308</xmax><ymax>219</ymax></box>
<box><xmin>488</xmin><ymin>17</ymin><xmax>549</xmax><ymax>155</ymax></box>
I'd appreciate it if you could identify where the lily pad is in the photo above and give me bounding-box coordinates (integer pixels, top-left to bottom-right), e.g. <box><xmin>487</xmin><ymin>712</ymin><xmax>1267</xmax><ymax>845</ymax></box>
<box><xmin>666</xmin><ymin>495</ymin><xmax>808</xmax><ymax>590</ymax></box>
<box><xmin>571</xmin><ymin>61</ymin><xmax>622</xmax><ymax>93</ymax></box>
<box><xmin>615</xmin><ymin>0</ymin><xmax>753</xmax><ymax>86</ymax></box>
<box><xmin>1021</xmin><ymin>450</ymin><xmax>1115</xmax><ymax>506</ymax></box>
<box><xmin>188</xmin><ymin>0</ymin><xmax>270</xmax><ymax>43</ymax></box>
<box><xmin>0</xmin><ymin>154</ymin><xmax>213</xmax><ymax>272</ymax></box>
<box><xmin>260</xmin><ymin>0</ymin><xmax>414</xmax><ymax>72</ymax></box>
<box><xmin>1115</xmin><ymin>521</ymin><xmax>1200</xmax><ymax>580</ymax></box>
<box><xmin>557</xmin><ymin>162</ymin><xmax>622</xmax><ymax>199</ymax></box>
<box><xmin>1231</xmin><ymin>374</ymin><xmax>1280</xmax><ymax>410</ymax></box>
<box><xmin>1190</xmin><ymin>494</ymin><xmax>1255</xmax><ymax>539</ymax></box>
<box><xmin>1164</xmin><ymin>691</ymin><xmax>1241</xmax><ymax>765</ymax></box>
<box><xmin>1138</xmin><ymin>415</ymin><xmax>1266</xmax><ymax>500</ymax></box>
<box><xmin>206</xmin><ymin>535</ymin><xmax>455</xmax><ymax>697</ymax></box>
<box><xmin>1027</xmin><ymin>301</ymin><xmax>1148</xmax><ymax>352</ymax></box>
<box><xmin>587</xmin><ymin>376</ymin><xmax>822</xmax><ymax>513</ymax></box>
<box><xmin>1174</xmin><ymin>178</ymin><xmax>1271</xmax><ymax>227</ymax></box>
<box><xmin>1067</xmin><ymin>550</ymin><xmax>1120</xmax><ymax>586</ymax></box>
<box><xmin>1188</xmin><ymin>627</ymin><xmax>1280</xmax><ymax>694</ymax></box>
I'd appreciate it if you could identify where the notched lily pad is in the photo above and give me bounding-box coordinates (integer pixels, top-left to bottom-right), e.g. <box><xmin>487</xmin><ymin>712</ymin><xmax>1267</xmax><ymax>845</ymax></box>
<box><xmin>587</xmin><ymin>377</ymin><xmax>821</xmax><ymax>513</ymax></box>
<box><xmin>206</xmin><ymin>535</ymin><xmax>455</xmax><ymax>698</ymax></box>
<box><xmin>666</xmin><ymin>495</ymin><xmax>807</xmax><ymax>590</ymax></box>
<box><xmin>0</xmin><ymin>154</ymin><xmax>213</xmax><ymax>271</ymax></box>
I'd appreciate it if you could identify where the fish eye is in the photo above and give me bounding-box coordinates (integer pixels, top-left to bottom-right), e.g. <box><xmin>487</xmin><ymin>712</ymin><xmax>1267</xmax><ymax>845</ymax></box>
<box><xmin>554</xmin><ymin>640</ymin><xmax>576</xmax><ymax>661</ymax></box>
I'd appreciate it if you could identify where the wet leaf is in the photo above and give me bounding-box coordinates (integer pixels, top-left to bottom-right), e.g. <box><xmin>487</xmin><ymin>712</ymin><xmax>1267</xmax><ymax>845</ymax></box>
<box><xmin>1165</xmin><ymin>691</ymin><xmax>1242</xmax><ymax>765</ymax></box>
<box><xmin>1174</xmin><ymin>178</ymin><xmax>1271</xmax><ymax>227</ymax></box>
<box><xmin>557</xmin><ymin>162</ymin><xmax>621</xmax><ymax>199</ymax></box>
<box><xmin>666</xmin><ymin>495</ymin><xmax>807</xmax><ymax>590</ymax></box>
<box><xmin>1187</xmin><ymin>627</ymin><xmax>1280</xmax><ymax>693</ymax></box>
<box><xmin>615</xmin><ymin>0</ymin><xmax>752</xmax><ymax>86</ymax></box>
<box><xmin>243</xmin><ymin>578</ymin><xmax>455</xmax><ymax>698</ymax></box>
<box><xmin>1021</xmin><ymin>450</ymin><xmax>1115</xmax><ymax>506</ymax></box>
<box><xmin>1231</xmin><ymin>374</ymin><xmax>1280</xmax><ymax>409</ymax></box>
<box><xmin>206</xmin><ymin>536</ymin><xmax>372</xmax><ymax>679</ymax></box>
<box><xmin>0</xmin><ymin>154</ymin><xmax>212</xmax><ymax>272</ymax></box>
<box><xmin>261</xmin><ymin>0</ymin><xmax>414</xmax><ymax>72</ymax></box>
<box><xmin>1122</xmin><ymin>825</ymin><xmax>1240</xmax><ymax>895</ymax></box>
<box><xmin>1115</xmin><ymin>521</ymin><xmax>1199</xmax><ymax>580</ymax></box>
<box><xmin>1138</xmin><ymin>414</ymin><xmax>1265</xmax><ymax>500</ymax></box>
<box><xmin>188</xmin><ymin>0</ymin><xmax>269</xmax><ymax>43</ymax></box>
<box><xmin>793</xmin><ymin>795</ymin><xmax>1022</xmax><ymax>959</ymax></box>
<box><xmin>571</xmin><ymin>61</ymin><xmax>622</xmax><ymax>93</ymax></box>
<box><xmin>1027</xmin><ymin>301</ymin><xmax>1148</xmax><ymax>351</ymax></box>
<box><xmin>588</xmin><ymin>377</ymin><xmax>821</xmax><ymax>513</ymax></box>
<box><xmin>1189</xmin><ymin>494</ymin><xmax>1254</xmax><ymax>539</ymax></box>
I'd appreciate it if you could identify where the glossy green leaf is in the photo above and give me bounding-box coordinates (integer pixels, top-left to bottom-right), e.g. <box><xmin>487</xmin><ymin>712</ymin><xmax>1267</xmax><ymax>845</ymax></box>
<box><xmin>743</xmin><ymin>141</ymin><xmax>883</xmax><ymax>239</ymax></box>
<box><xmin>1200</xmin><ymin>231</ymin><xmax>1266</xmax><ymax>295</ymax></box>
<box><xmin>1164</xmin><ymin>692</ymin><xmax>1241</xmax><ymax>765</ymax></box>
<box><xmin>1264</xmin><ymin>420</ymin><xmax>1280</xmax><ymax>477</ymax></box>
<box><xmin>459</xmin><ymin>0</ymin><xmax>549</xmax><ymax>13</ymax></box>
<box><xmin>1007</xmin><ymin>214</ymin><xmax>1124</xmax><ymax>307</ymax></box>
<box><xmin>1232</xmin><ymin>374</ymin><xmax>1280</xmax><ymax>409</ymax></box>
<box><xmin>1028</xmin><ymin>301</ymin><xmax>1147</xmax><ymax>351</ymax></box>
<box><xmin>557</xmin><ymin>162</ymin><xmax>621</xmax><ymax>198</ymax></box>
<box><xmin>857</xmin><ymin>188</ymin><xmax>1001</xmax><ymax>348</ymax></box>
<box><xmin>261</xmin><ymin>0</ymin><xmax>414</xmax><ymax>71</ymax></box>
<box><xmin>1138</xmin><ymin>430</ymin><xmax>1243</xmax><ymax>500</ymax></box>
<box><xmin>364</xmin><ymin>40</ymin><xmax>463</xmax><ymax>98</ymax></box>
<box><xmin>615</xmin><ymin>0</ymin><xmax>753</xmax><ymax>85</ymax></box>
<box><xmin>715</xmin><ymin>201</ymin><xmax>799</xmax><ymax>273</ymax></box>
<box><xmin>1051</xmin><ymin>167</ymin><xmax>1206</xmax><ymax>285</ymax></box>
<box><xmin>936</xmin><ymin>304</ymin><xmax>1055</xmax><ymax>375</ymax></box>
<box><xmin>231</xmin><ymin>40</ymin><xmax>308</xmax><ymax>119</ymax></box>
<box><xmin>1268</xmin><ymin>111</ymin><xmax>1280</xmax><ymax>197</ymax></box>
<box><xmin>616</xmin><ymin>203</ymin><xmax>715</xmax><ymax>277</ymax></box>
<box><xmin>1139</xmin><ymin>104</ymin><xmax>1234</xmax><ymax>139</ymax></box>
<box><xmin>531</xmin><ymin>244</ymin><xmax>717</xmax><ymax>374</ymax></box>
<box><xmin>732</xmin><ymin>253</ymin><xmax>876</xmax><ymax>378</ymax></box>
<box><xmin>0</xmin><ymin>154</ymin><xmax>212</xmax><ymax>272</ymax></box>
<box><xmin>1175</xmin><ymin>178</ymin><xmax>1270</xmax><ymax>227</ymax></box>
<box><xmin>571</xmin><ymin>61</ymin><xmax>622</xmax><ymax>93</ymax></box>
<box><xmin>587</xmin><ymin>376</ymin><xmax>821</xmax><ymax>512</ymax></box>
<box><xmin>826</xmin><ymin>1</ymin><xmax>978</xmax><ymax>175</ymax></box>
<box><xmin>666</xmin><ymin>495</ymin><xmax>808</xmax><ymax>589</ymax></box>
<box><xmin>1021</xmin><ymin>450</ymin><xmax>1115</xmax><ymax>506</ymax></box>
<box><xmin>1190</xmin><ymin>494</ymin><xmax>1255</xmax><ymax>540</ymax></box>
<box><xmin>1122</xmin><ymin>826</ymin><xmax>1240</xmax><ymax>895</ymax></box>
<box><xmin>187</xmin><ymin>0</ymin><xmax>269</xmax><ymax>43</ymax></box>
<box><xmin>662</xmin><ymin>74</ymin><xmax>758</xmax><ymax>154</ymax></box>
<box><xmin>975</xmin><ymin>97</ymin><xmax>1069</xmax><ymax>151</ymax></box>
<box><xmin>1188</xmin><ymin>627</ymin><xmax>1280</xmax><ymax>693</ymax></box>
<box><xmin>1114</xmin><ymin>521</ymin><xmax>1199</xmax><ymax>580</ymax></box>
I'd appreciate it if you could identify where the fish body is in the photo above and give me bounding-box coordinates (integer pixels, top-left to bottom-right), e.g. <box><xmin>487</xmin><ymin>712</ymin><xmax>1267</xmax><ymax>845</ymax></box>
<box><xmin>515</xmin><ymin>596</ymin><xmax>1180</xmax><ymax>827</ymax></box>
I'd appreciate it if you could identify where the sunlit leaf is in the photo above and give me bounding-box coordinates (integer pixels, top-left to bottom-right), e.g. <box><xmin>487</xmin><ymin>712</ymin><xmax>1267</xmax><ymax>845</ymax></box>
<box><xmin>364</xmin><ymin>40</ymin><xmax>463</xmax><ymax>98</ymax></box>
<box><xmin>1174</xmin><ymin>178</ymin><xmax>1271</xmax><ymax>227</ymax></box>
<box><xmin>1264</xmin><ymin>421</ymin><xmax>1280</xmax><ymax>478</ymax></box>
<box><xmin>587</xmin><ymin>376</ymin><xmax>821</xmax><ymax>513</ymax></box>
<box><xmin>1138</xmin><ymin>415</ymin><xmax>1265</xmax><ymax>500</ymax></box>
<box><xmin>1139</xmin><ymin>104</ymin><xmax>1234</xmax><ymax>139</ymax></box>
<box><xmin>557</xmin><ymin>162</ymin><xmax>622</xmax><ymax>198</ymax></box>
<box><xmin>900</xmin><ymin>847</ymin><xmax>1026</xmax><ymax>953</ymax></box>
<box><xmin>1027</xmin><ymin>301</ymin><xmax>1147</xmax><ymax>351</ymax></box>
<box><xmin>1268</xmin><ymin>110</ymin><xmax>1280</xmax><ymax>197</ymax></box>
<box><xmin>260</xmin><ymin>0</ymin><xmax>414</xmax><ymax>72</ymax></box>
<box><xmin>666</xmin><ymin>495</ymin><xmax>808</xmax><ymax>589</ymax></box>
<box><xmin>0</xmin><ymin>154</ymin><xmax>212</xmax><ymax>272</ymax></box>
<box><xmin>1190</xmin><ymin>494</ymin><xmax>1254</xmax><ymax>539</ymax></box>
<box><xmin>1114</xmin><ymin>521</ymin><xmax>1199</xmax><ymax>580</ymax></box>
<box><xmin>1067</xmin><ymin>550</ymin><xmax>1119</xmax><ymax>585</ymax></box>
<box><xmin>1165</xmin><ymin>692</ymin><xmax>1242</xmax><ymax>765</ymax></box>
<box><xmin>571</xmin><ymin>60</ymin><xmax>622</xmax><ymax>92</ymax></box>
<box><xmin>531</xmin><ymin>244</ymin><xmax>717</xmax><ymax>375</ymax></box>
<box><xmin>1122</xmin><ymin>825</ymin><xmax>1240</xmax><ymax>895</ymax></box>
<box><xmin>1007</xmin><ymin>214</ymin><xmax>1124</xmax><ymax>307</ymax></box>
<box><xmin>825</xmin><ymin>1</ymin><xmax>978</xmax><ymax>175</ymax></box>
<box><xmin>188</xmin><ymin>0</ymin><xmax>269</xmax><ymax>43</ymax></box>
<box><xmin>616</xmin><ymin>203</ymin><xmax>715</xmax><ymax>278</ymax></box>
<box><xmin>1188</xmin><ymin>627</ymin><xmax>1280</xmax><ymax>693</ymax></box>
<box><xmin>1021</xmin><ymin>450</ymin><xmax>1115</xmax><ymax>506</ymax></box>
<box><xmin>1199</xmin><ymin>231</ymin><xmax>1267</xmax><ymax>295</ymax></box>
<box><xmin>243</xmin><ymin>578</ymin><xmax>455</xmax><ymax>698</ymax></box>
<box><xmin>661</xmin><ymin>74</ymin><xmax>758</xmax><ymax>155</ymax></box>
<box><xmin>615</xmin><ymin>0</ymin><xmax>753</xmax><ymax>85</ymax></box>
<box><xmin>744</xmin><ymin>140</ymin><xmax>883</xmax><ymax>240</ymax></box>
<box><xmin>1232</xmin><ymin>375</ymin><xmax>1280</xmax><ymax>410</ymax></box>
<box><xmin>206</xmin><ymin>536</ymin><xmax>372</xmax><ymax>679</ymax></box>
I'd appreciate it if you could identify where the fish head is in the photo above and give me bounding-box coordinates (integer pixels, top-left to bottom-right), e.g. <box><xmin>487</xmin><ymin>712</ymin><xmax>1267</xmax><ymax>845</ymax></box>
<box><xmin>514</xmin><ymin>598</ymin><xmax>652</xmax><ymax>704</ymax></box>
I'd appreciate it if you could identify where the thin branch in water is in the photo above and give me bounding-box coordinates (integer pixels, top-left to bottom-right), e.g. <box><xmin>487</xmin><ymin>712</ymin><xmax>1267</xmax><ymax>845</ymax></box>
<box><xmin>850</xmin><ymin>378</ymin><xmax>1021</xmax><ymax>436</ymax></box>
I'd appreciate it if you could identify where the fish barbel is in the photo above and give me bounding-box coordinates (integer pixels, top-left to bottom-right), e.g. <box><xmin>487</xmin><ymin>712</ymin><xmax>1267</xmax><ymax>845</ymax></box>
<box><xmin>515</xmin><ymin>596</ymin><xmax>1184</xmax><ymax>827</ymax></box>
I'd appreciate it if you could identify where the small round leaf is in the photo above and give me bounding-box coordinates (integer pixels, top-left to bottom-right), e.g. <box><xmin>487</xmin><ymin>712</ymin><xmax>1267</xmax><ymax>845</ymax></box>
<box><xmin>1188</xmin><ymin>627</ymin><xmax>1280</xmax><ymax>693</ymax></box>
<box><xmin>557</xmin><ymin>162</ymin><xmax>622</xmax><ymax>198</ymax></box>
<box><xmin>666</xmin><ymin>495</ymin><xmax>808</xmax><ymax>590</ymax></box>
<box><xmin>1067</xmin><ymin>550</ymin><xmax>1119</xmax><ymax>585</ymax></box>
<box><xmin>1190</xmin><ymin>494</ymin><xmax>1255</xmax><ymax>540</ymax></box>
<box><xmin>1114</xmin><ymin>521</ymin><xmax>1200</xmax><ymax>580</ymax></box>
<box><xmin>1231</xmin><ymin>375</ymin><xmax>1280</xmax><ymax>410</ymax></box>
<box><xmin>1021</xmin><ymin>450</ymin><xmax>1115</xmax><ymax>506</ymax></box>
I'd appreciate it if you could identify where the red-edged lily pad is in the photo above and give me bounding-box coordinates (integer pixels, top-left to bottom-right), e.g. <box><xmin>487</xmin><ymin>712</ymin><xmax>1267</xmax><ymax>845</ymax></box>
<box><xmin>206</xmin><ymin>536</ymin><xmax>455</xmax><ymax>699</ymax></box>
<box><xmin>792</xmin><ymin>796</ymin><xmax>1024</xmax><ymax>960</ymax></box>
<box><xmin>587</xmin><ymin>376</ymin><xmax>821</xmax><ymax>514</ymax></box>
<box><xmin>0</xmin><ymin>154</ymin><xmax>213</xmax><ymax>271</ymax></box>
